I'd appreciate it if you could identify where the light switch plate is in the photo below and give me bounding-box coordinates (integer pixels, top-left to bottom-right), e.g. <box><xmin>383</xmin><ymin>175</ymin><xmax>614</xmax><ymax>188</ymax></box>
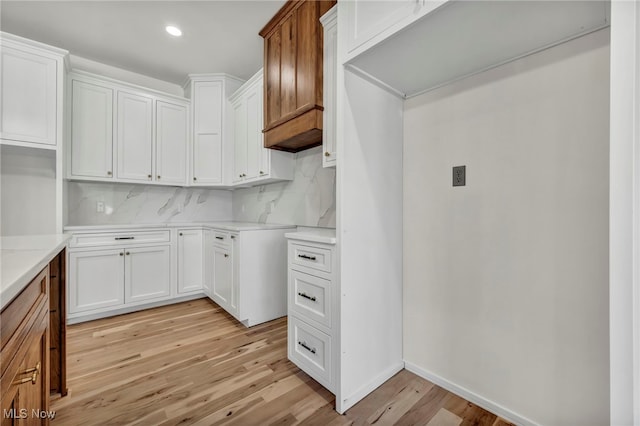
<box><xmin>453</xmin><ymin>166</ymin><xmax>466</xmax><ymax>187</ymax></box>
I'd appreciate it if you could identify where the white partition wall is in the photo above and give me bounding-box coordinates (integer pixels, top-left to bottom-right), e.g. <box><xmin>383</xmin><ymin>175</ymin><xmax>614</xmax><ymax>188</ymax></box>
<box><xmin>335</xmin><ymin>3</ymin><xmax>404</xmax><ymax>409</ymax></box>
<box><xmin>609</xmin><ymin>2</ymin><xmax>640</xmax><ymax>425</ymax></box>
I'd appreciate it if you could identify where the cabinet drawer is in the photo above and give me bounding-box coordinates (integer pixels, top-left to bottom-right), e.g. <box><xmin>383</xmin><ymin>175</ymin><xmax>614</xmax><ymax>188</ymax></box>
<box><xmin>290</xmin><ymin>243</ymin><xmax>332</xmax><ymax>274</ymax></box>
<box><xmin>290</xmin><ymin>270</ymin><xmax>332</xmax><ymax>329</ymax></box>
<box><xmin>288</xmin><ymin>315</ymin><xmax>332</xmax><ymax>391</ymax></box>
<box><xmin>211</xmin><ymin>230</ymin><xmax>231</xmax><ymax>247</ymax></box>
<box><xmin>70</xmin><ymin>230</ymin><xmax>170</xmax><ymax>248</ymax></box>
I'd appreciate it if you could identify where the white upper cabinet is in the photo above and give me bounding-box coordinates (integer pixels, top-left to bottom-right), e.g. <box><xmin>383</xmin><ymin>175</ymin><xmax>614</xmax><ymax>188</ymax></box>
<box><xmin>188</xmin><ymin>75</ymin><xmax>243</xmax><ymax>186</ymax></box>
<box><xmin>116</xmin><ymin>91</ymin><xmax>153</xmax><ymax>182</ymax></box>
<box><xmin>229</xmin><ymin>69</ymin><xmax>293</xmax><ymax>186</ymax></box>
<box><xmin>70</xmin><ymin>79</ymin><xmax>114</xmax><ymax>178</ymax></box>
<box><xmin>68</xmin><ymin>71</ymin><xmax>189</xmax><ymax>185</ymax></box>
<box><xmin>192</xmin><ymin>80</ymin><xmax>224</xmax><ymax>185</ymax></box>
<box><xmin>321</xmin><ymin>6</ymin><xmax>337</xmax><ymax>168</ymax></box>
<box><xmin>0</xmin><ymin>33</ymin><xmax>66</xmax><ymax>149</ymax></box>
<box><xmin>156</xmin><ymin>101</ymin><xmax>187</xmax><ymax>185</ymax></box>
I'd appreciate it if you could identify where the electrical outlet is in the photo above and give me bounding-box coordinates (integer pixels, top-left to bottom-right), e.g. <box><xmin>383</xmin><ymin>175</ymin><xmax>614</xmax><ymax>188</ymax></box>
<box><xmin>453</xmin><ymin>165</ymin><xmax>466</xmax><ymax>187</ymax></box>
<box><xmin>96</xmin><ymin>201</ymin><xmax>105</xmax><ymax>213</ymax></box>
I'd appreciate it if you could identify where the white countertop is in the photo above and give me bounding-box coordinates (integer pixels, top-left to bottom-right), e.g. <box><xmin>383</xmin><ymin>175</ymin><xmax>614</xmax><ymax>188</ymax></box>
<box><xmin>1</xmin><ymin>234</ymin><xmax>71</xmax><ymax>310</ymax></box>
<box><xmin>64</xmin><ymin>222</ymin><xmax>297</xmax><ymax>233</ymax></box>
<box><xmin>285</xmin><ymin>228</ymin><xmax>336</xmax><ymax>245</ymax></box>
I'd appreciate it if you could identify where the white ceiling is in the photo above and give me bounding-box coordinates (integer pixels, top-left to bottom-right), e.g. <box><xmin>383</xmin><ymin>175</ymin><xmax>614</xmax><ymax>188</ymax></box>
<box><xmin>0</xmin><ymin>1</ymin><xmax>286</xmax><ymax>85</ymax></box>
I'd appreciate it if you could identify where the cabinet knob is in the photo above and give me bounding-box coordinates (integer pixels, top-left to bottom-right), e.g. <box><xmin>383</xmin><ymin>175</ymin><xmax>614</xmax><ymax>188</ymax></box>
<box><xmin>126</xmin><ymin>252</ymin><xmax>130</xmax><ymax>256</ymax></box>
<box><xmin>224</xmin><ymin>254</ymin><xmax>229</xmax><ymax>258</ymax></box>
<box><xmin>259</xmin><ymin>171</ymin><xmax>264</xmax><ymax>175</ymax></box>
<box><xmin>239</xmin><ymin>174</ymin><xmax>243</xmax><ymax>178</ymax></box>
<box><xmin>230</xmin><ymin>235</ymin><xmax>235</xmax><ymax>239</ymax></box>
<box><xmin>179</xmin><ymin>232</ymin><xmax>183</xmax><ymax>236</ymax></box>
<box><xmin>107</xmin><ymin>171</ymin><xmax>113</xmax><ymax>176</ymax></box>
<box><xmin>148</xmin><ymin>174</ymin><xmax>152</xmax><ymax>179</ymax></box>
<box><xmin>119</xmin><ymin>252</ymin><xmax>124</xmax><ymax>256</ymax></box>
<box><xmin>324</xmin><ymin>151</ymin><xmax>330</xmax><ymax>157</ymax></box>
<box><xmin>193</xmin><ymin>177</ymin><xmax>197</xmax><ymax>181</ymax></box>
<box><xmin>157</xmin><ymin>175</ymin><xmax>161</xmax><ymax>179</ymax></box>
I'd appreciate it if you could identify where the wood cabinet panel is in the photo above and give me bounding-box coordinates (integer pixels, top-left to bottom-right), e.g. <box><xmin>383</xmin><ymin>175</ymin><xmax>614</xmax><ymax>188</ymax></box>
<box><xmin>260</xmin><ymin>0</ymin><xmax>336</xmax><ymax>152</ymax></box>
<box><xmin>0</xmin><ymin>266</ymin><xmax>50</xmax><ymax>425</ymax></box>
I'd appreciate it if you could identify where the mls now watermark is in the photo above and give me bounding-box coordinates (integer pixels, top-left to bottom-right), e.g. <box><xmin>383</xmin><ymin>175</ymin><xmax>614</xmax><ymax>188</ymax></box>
<box><xmin>3</xmin><ymin>409</ymin><xmax>56</xmax><ymax>420</ymax></box>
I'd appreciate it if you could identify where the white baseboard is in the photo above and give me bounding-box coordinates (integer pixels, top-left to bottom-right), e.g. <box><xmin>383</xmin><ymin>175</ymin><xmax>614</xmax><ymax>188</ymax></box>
<box><xmin>67</xmin><ymin>293</ymin><xmax>206</xmax><ymax>324</ymax></box>
<box><xmin>404</xmin><ymin>361</ymin><xmax>539</xmax><ymax>426</ymax></box>
<box><xmin>337</xmin><ymin>361</ymin><xmax>405</xmax><ymax>414</ymax></box>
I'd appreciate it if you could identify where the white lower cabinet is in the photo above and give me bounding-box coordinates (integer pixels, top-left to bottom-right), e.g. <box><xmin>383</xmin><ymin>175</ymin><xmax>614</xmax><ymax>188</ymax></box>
<box><xmin>69</xmin><ymin>249</ymin><xmax>125</xmax><ymax>313</ymax></box>
<box><xmin>68</xmin><ymin>244</ymin><xmax>171</xmax><ymax>315</ymax></box>
<box><xmin>212</xmin><ymin>242</ymin><xmax>234</xmax><ymax>314</ymax></box>
<box><xmin>67</xmin><ymin>225</ymin><xmax>294</xmax><ymax>325</ymax></box>
<box><xmin>286</xmin><ymin>232</ymin><xmax>337</xmax><ymax>393</ymax></box>
<box><xmin>125</xmin><ymin>246</ymin><xmax>171</xmax><ymax>303</ymax></box>
<box><xmin>177</xmin><ymin>229</ymin><xmax>203</xmax><ymax>294</ymax></box>
<box><xmin>204</xmin><ymin>228</ymin><xmax>293</xmax><ymax>326</ymax></box>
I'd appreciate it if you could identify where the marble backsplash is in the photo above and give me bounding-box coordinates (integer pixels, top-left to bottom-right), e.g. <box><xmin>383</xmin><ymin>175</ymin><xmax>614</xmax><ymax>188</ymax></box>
<box><xmin>66</xmin><ymin>147</ymin><xmax>336</xmax><ymax>228</ymax></box>
<box><xmin>66</xmin><ymin>182</ymin><xmax>232</xmax><ymax>225</ymax></box>
<box><xmin>232</xmin><ymin>146</ymin><xmax>336</xmax><ymax>228</ymax></box>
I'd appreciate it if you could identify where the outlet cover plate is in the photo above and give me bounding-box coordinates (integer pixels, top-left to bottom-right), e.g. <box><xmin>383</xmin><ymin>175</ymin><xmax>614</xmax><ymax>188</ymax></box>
<box><xmin>453</xmin><ymin>165</ymin><xmax>466</xmax><ymax>187</ymax></box>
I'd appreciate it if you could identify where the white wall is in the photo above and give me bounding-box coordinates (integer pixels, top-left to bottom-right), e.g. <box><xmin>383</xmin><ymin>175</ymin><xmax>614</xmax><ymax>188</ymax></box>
<box><xmin>403</xmin><ymin>29</ymin><xmax>610</xmax><ymax>426</ymax></box>
<box><xmin>66</xmin><ymin>182</ymin><xmax>232</xmax><ymax>225</ymax></box>
<box><xmin>1</xmin><ymin>145</ymin><xmax>57</xmax><ymax>235</ymax></box>
<box><xmin>336</xmin><ymin>68</ymin><xmax>404</xmax><ymax>412</ymax></box>
<box><xmin>232</xmin><ymin>146</ymin><xmax>336</xmax><ymax>228</ymax></box>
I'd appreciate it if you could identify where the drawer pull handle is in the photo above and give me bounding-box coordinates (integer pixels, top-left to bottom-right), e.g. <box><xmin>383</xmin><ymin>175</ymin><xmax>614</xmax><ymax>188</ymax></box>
<box><xmin>115</xmin><ymin>237</ymin><xmax>134</xmax><ymax>240</ymax></box>
<box><xmin>13</xmin><ymin>362</ymin><xmax>40</xmax><ymax>385</ymax></box>
<box><xmin>298</xmin><ymin>254</ymin><xmax>316</xmax><ymax>261</ymax></box>
<box><xmin>298</xmin><ymin>292</ymin><xmax>317</xmax><ymax>302</ymax></box>
<box><xmin>215</xmin><ymin>236</ymin><xmax>224</xmax><ymax>240</ymax></box>
<box><xmin>298</xmin><ymin>341</ymin><xmax>316</xmax><ymax>354</ymax></box>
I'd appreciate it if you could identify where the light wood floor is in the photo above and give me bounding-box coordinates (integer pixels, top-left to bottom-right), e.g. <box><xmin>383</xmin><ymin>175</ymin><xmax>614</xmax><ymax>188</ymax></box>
<box><xmin>51</xmin><ymin>299</ymin><xmax>513</xmax><ymax>425</ymax></box>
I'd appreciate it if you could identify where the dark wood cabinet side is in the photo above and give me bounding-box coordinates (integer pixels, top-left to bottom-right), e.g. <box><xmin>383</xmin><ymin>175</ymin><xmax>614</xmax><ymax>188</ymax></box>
<box><xmin>49</xmin><ymin>249</ymin><xmax>67</xmax><ymax>396</ymax></box>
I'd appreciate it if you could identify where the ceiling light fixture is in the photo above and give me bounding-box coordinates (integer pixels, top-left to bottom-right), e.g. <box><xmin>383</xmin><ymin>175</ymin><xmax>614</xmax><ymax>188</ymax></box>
<box><xmin>165</xmin><ymin>26</ymin><xmax>182</xmax><ymax>37</ymax></box>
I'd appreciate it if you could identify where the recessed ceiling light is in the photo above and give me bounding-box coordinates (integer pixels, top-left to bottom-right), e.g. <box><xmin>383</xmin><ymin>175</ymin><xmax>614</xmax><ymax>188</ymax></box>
<box><xmin>166</xmin><ymin>26</ymin><xmax>182</xmax><ymax>37</ymax></box>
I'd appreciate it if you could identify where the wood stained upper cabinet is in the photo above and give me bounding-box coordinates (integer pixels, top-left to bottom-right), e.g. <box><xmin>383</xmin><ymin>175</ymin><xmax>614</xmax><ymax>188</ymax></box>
<box><xmin>260</xmin><ymin>0</ymin><xmax>336</xmax><ymax>152</ymax></box>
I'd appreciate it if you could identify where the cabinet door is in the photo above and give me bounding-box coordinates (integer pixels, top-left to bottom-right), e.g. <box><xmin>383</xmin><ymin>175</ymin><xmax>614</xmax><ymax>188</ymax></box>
<box><xmin>232</xmin><ymin>99</ymin><xmax>247</xmax><ymax>184</ymax></box>
<box><xmin>192</xmin><ymin>81</ymin><xmax>223</xmax><ymax>184</ymax></box>
<box><xmin>0</xmin><ymin>46</ymin><xmax>57</xmax><ymax>146</ymax></box>
<box><xmin>156</xmin><ymin>101</ymin><xmax>187</xmax><ymax>185</ymax></box>
<box><xmin>212</xmin><ymin>245</ymin><xmax>232</xmax><ymax>311</ymax></box>
<box><xmin>116</xmin><ymin>91</ymin><xmax>153</xmax><ymax>182</ymax></box>
<box><xmin>202</xmin><ymin>230</ymin><xmax>214</xmax><ymax>297</ymax></box>
<box><xmin>125</xmin><ymin>246</ymin><xmax>171</xmax><ymax>303</ymax></box>
<box><xmin>230</xmin><ymin>234</ymin><xmax>239</xmax><ymax>317</ymax></box>
<box><xmin>69</xmin><ymin>249</ymin><xmax>124</xmax><ymax>313</ymax></box>
<box><xmin>322</xmin><ymin>8</ymin><xmax>337</xmax><ymax>168</ymax></box>
<box><xmin>70</xmin><ymin>80</ymin><xmax>114</xmax><ymax>178</ymax></box>
<box><xmin>177</xmin><ymin>230</ymin><xmax>203</xmax><ymax>293</ymax></box>
<box><xmin>345</xmin><ymin>0</ymin><xmax>417</xmax><ymax>56</ymax></box>
<box><xmin>245</xmin><ymin>87</ymin><xmax>263</xmax><ymax>180</ymax></box>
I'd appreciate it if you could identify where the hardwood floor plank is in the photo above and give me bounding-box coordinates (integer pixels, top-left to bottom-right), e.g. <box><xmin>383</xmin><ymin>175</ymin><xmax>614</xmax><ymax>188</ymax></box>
<box><xmin>52</xmin><ymin>299</ymin><xmax>514</xmax><ymax>426</ymax></box>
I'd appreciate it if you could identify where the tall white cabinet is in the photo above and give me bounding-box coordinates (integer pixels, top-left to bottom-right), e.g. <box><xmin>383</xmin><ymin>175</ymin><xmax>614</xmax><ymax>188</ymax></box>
<box><xmin>187</xmin><ymin>74</ymin><xmax>244</xmax><ymax>186</ymax></box>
